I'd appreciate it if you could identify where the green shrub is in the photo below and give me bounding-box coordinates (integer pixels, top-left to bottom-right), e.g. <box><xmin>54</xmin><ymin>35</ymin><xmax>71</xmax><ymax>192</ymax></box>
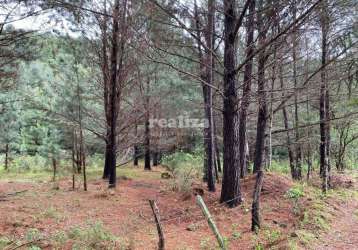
<box><xmin>25</xmin><ymin>228</ymin><xmax>42</xmax><ymax>242</ymax></box>
<box><xmin>162</xmin><ymin>151</ymin><xmax>203</xmax><ymax>193</ymax></box>
<box><xmin>0</xmin><ymin>236</ymin><xmax>12</xmax><ymax>249</ymax></box>
<box><xmin>286</xmin><ymin>185</ymin><xmax>305</xmax><ymax>199</ymax></box>
<box><xmin>162</xmin><ymin>150</ymin><xmax>203</xmax><ymax>173</ymax></box>
<box><xmin>286</xmin><ymin>185</ymin><xmax>305</xmax><ymax>215</ymax></box>
<box><xmin>68</xmin><ymin>220</ymin><xmax>126</xmax><ymax>249</ymax></box>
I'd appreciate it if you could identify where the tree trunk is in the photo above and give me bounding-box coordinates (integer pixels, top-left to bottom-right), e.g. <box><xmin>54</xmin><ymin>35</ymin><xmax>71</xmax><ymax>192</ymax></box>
<box><xmin>72</xmin><ymin>131</ymin><xmax>76</xmax><ymax>190</ymax></box>
<box><xmin>73</xmin><ymin>130</ymin><xmax>81</xmax><ymax>174</ymax></box>
<box><xmin>213</xmin><ymin>120</ymin><xmax>221</xmax><ymax>173</ymax></box>
<box><xmin>108</xmin><ymin>0</ymin><xmax>121</xmax><ymax>188</ymax></box>
<box><xmin>252</xmin><ymin>0</ymin><xmax>267</xmax><ymax>231</ymax></box>
<box><xmin>267</xmin><ymin>37</ymin><xmax>277</xmax><ymax>170</ymax></box>
<box><xmin>292</xmin><ymin>0</ymin><xmax>302</xmax><ymax>180</ymax></box>
<box><xmin>252</xmin><ymin>169</ymin><xmax>264</xmax><ymax>232</ymax></box>
<box><xmin>133</xmin><ymin>145</ymin><xmax>139</xmax><ymax>166</ymax></box>
<box><xmin>52</xmin><ymin>158</ymin><xmax>57</xmax><ymax>182</ymax></box>
<box><xmin>320</xmin><ymin>1</ymin><xmax>329</xmax><ymax>192</ymax></box>
<box><xmin>80</xmin><ymin>129</ymin><xmax>87</xmax><ymax>191</ymax></box>
<box><xmin>305</xmin><ymin>80</ymin><xmax>313</xmax><ymax>179</ymax></box>
<box><xmin>144</xmin><ymin>78</ymin><xmax>151</xmax><ymax>171</ymax></box>
<box><xmin>4</xmin><ymin>143</ymin><xmax>9</xmax><ymax>171</ymax></box>
<box><xmin>203</xmin><ymin>85</ymin><xmax>215</xmax><ymax>191</ymax></box>
<box><xmin>100</xmin><ymin>4</ymin><xmax>111</xmax><ymax>180</ymax></box>
<box><xmin>239</xmin><ymin>0</ymin><xmax>255</xmax><ymax>178</ymax></box>
<box><xmin>193</xmin><ymin>0</ymin><xmax>215</xmax><ymax>191</ymax></box>
<box><xmin>220</xmin><ymin>0</ymin><xmax>241</xmax><ymax>207</ymax></box>
<box><xmin>153</xmin><ymin>151</ymin><xmax>159</xmax><ymax>166</ymax></box>
<box><xmin>133</xmin><ymin>123</ymin><xmax>139</xmax><ymax>166</ymax></box>
<box><xmin>325</xmin><ymin>84</ymin><xmax>331</xmax><ymax>184</ymax></box>
<box><xmin>279</xmin><ymin>62</ymin><xmax>295</xmax><ymax>178</ymax></box>
<box><xmin>103</xmin><ymin>128</ymin><xmax>111</xmax><ymax>179</ymax></box>
<box><xmin>205</xmin><ymin>0</ymin><xmax>216</xmax><ymax>192</ymax></box>
<box><xmin>215</xmin><ymin>139</ymin><xmax>221</xmax><ymax>173</ymax></box>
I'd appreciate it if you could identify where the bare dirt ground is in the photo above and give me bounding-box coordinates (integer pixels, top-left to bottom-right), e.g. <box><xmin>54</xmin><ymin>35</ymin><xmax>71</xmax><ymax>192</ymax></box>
<box><xmin>0</xmin><ymin>167</ymin><xmax>357</xmax><ymax>250</ymax></box>
<box><xmin>313</xmin><ymin>198</ymin><xmax>358</xmax><ymax>250</ymax></box>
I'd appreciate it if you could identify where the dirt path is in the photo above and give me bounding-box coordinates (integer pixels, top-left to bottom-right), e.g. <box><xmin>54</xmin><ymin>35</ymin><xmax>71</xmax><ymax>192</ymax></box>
<box><xmin>312</xmin><ymin>182</ymin><xmax>358</xmax><ymax>250</ymax></box>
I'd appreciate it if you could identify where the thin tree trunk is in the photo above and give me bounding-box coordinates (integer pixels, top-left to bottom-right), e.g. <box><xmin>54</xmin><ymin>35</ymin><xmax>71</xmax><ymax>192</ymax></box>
<box><xmin>108</xmin><ymin>0</ymin><xmax>121</xmax><ymax>188</ymax></box>
<box><xmin>252</xmin><ymin>0</ymin><xmax>267</xmax><ymax>231</ymax></box>
<box><xmin>153</xmin><ymin>152</ymin><xmax>159</xmax><ymax>166</ymax></box>
<box><xmin>325</xmin><ymin>84</ymin><xmax>331</xmax><ymax>185</ymax></box>
<box><xmin>320</xmin><ymin>1</ymin><xmax>329</xmax><ymax>192</ymax></box>
<box><xmin>213</xmin><ymin>120</ymin><xmax>221</xmax><ymax>173</ymax></box>
<box><xmin>134</xmin><ymin>145</ymin><xmax>139</xmax><ymax>166</ymax></box>
<box><xmin>73</xmin><ymin>130</ymin><xmax>81</xmax><ymax>174</ymax></box>
<box><xmin>144</xmin><ymin>78</ymin><xmax>151</xmax><ymax>171</ymax></box>
<box><xmin>80</xmin><ymin>129</ymin><xmax>87</xmax><ymax>191</ymax></box>
<box><xmin>72</xmin><ymin>130</ymin><xmax>76</xmax><ymax>190</ymax></box>
<box><xmin>100</xmin><ymin>3</ymin><xmax>111</xmax><ymax>180</ymax></box>
<box><xmin>205</xmin><ymin>0</ymin><xmax>216</xmax><ymax>192</ymax></box>
<box><xmin>4</xmin><ymin>143</ymin><xmax>9</xmax><ymax>171</ymax></box>
<box><xmin>134</xmin><ymin>123</ymin><xmax>139</xmax><ymax>166</ymax></box>
<box><xmin>193</xmin><ymin>0</ymin><xmax>215</xmax><ymax>190</ymax></box>
<box><xmin>303</xmin><ymin>44</ymin><xmax>313</xmax><ymax>180</ymax></box>
<box><xmin>215</xmin><ymin>139</ymin><xmax>221</xmax><ymax>173</ymax></box>
<box><xmin>252</xmin><ymin>169</ymin><xmax>264</xmax><ymax>232</ymax></box>
<box><xmin>103</xmin><ymin>129</ymin><xmax>111</xmax><ymax>179</ymax></box>
<box><xmin>292</xmin><ymin>0</ymin><xmax>302</xmax><ymax>180</ymax></box>
<box><xmin>220</xmin><ymin>0</ymin><xmax>241</xmax><ymax>207</ymax></box>
<box><xmin>279</xmin><ymin>62</ymin><xmax>295</xmax><ymax>177</ymax></box>
<box><xmin>193</xmin><ymin>0</ymin><xmax>208</xmax><ymax>182</ymax></box>
<box><xmin>267</xmin><ymin>44</ymin><xmax>276</xmax><ymax>170</ymax></box>
<box><xmin>52</xmin><ymin>158</ymin><xmax>57</xmax><ymax>182</ymax></box>
<box><xmin>239</xmin><ymin>0</ymin><xmax>255</xmax><ymax>178</ymax></box>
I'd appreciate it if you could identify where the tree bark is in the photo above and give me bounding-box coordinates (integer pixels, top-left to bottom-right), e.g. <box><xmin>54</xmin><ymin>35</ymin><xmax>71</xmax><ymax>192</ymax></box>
<box><xmin>252</xmin><ymin>53</ymin><xmax>268</xmax><ymax>174</ymax></box>
<box><xmin>279</xmin><ymin>61</ymin><xmax>295</xmax><ymax>177</ymax></box>
<box><xmin>144</xmin><ymin>78</ymin><xmax>151</xmax><ymax>171</ymax></box>
<box><xmin>252</xmin><ymin>169</ymin><xmax>264</xmax><ymax>232</ymax></box>
<box><xmin>203</xmin><ymin>0</ymin><xmax>216</xmax><ymax>192</ymax></box>
<box><xmin>72</xmin><ymin>130</ymin><xmax>76</xmax><ymax>190</ymax></box>
<box><xmin>252</xmin><ymin>0</ymin><xmax>267</xmax><ymax>231</ymax></box>
<box><xmin>4</xmin><ymin>143</ymin><xmax>9</xmax><ymax>171</ymax></box>
<box><xmin>239</xmin><ymin>0</ymin><xmax>255</xmax><ymax>178</ymax></box>
<box><xmin>108</xmin><ymin>0</ymin><xmax>121</xmax><ymax>188</ymax></box>
<box><xmin>193</xmin><ymin>0</ymin><xmax>215</xmax><ymax>190</ymax></box>
<box><xmin>134</xmin><ymin>145</ymin><xmax>139</xmax><ymax>166</ymax></box>
<box><xmin>220</xmin><ymin>0</ymin><xmax>242</xmax><ymax>207</ymax></box>
<box><xmin>100</xmin><ymin>3</ymin><xmax>111</xmax><ymax>180</ymax></box>
<box><xmin>52</xmin><ymin>158</ymin><xmax>57</xmax><ymax>182</ymax></box>
<box><xmin>153</xmin><ymin>151</ymin><xmax>159</xmax><ymax>166</ymax></box>
<box><xmin>213</xmin><ymin>120</ymin><xmax>221</xmax><ymax>173</ymax></box>
<box><xmin>80</xmin><ymin>128</ymin><xmax>87</xmax><ymax>191</ymax></box>
<box><xmin>292</xmin><ymin>0</ymin><xmax>302</xmax><ymax>180</ymax></box>
<box><xmin>215</xmin><ymin>139</ymin><xmax>221</xmax><ymax>173</ymax></box>
<box><xmin>103</xmin><ymin>131</ymin><xmax>111</xmax><ymax>178</ymax></box>
<box><xmin>133</xmin><ymin>123</ymin><xmax>139</xmax><ymax>166</ymax></box>
<box><xmin>320</xmin><ymin>1</ymin><xmax>329</xmax><ymax>192</ymax></box>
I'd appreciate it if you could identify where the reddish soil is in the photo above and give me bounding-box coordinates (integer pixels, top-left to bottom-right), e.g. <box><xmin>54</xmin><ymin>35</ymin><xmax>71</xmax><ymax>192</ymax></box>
<box><xmin>313</xmin><ymin>197</ymin><xmax>358</xmax><ymax>250</ymax></box>
<box><xmin>0</xmin><ymin>169</ymin><xmax>356</xmax><ymax>249</ymax></box>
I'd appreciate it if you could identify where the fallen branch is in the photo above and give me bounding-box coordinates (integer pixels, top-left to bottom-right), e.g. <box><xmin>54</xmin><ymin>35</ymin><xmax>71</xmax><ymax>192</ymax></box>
<box><xmin>5</xmin><ymin>238</ymin><xmax>44</xmax><ymax>250</ymax></box>
<box><xmin>0</xmin><ymin>190</ymin><xmax>28</xmax><ymax>200</ymax></box>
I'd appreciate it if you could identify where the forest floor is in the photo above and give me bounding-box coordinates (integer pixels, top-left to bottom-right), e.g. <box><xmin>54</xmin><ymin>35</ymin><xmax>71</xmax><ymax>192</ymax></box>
<box><xmin>0</xmin><ymin>166</ymin><xmax>357</xmax><ymax>250</ymax></box>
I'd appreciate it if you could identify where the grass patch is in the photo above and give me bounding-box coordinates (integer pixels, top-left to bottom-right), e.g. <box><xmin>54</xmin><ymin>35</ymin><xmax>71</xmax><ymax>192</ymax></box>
<box><xmin>0</xmin><ymin>236</ymin><xmax>12</xmax><ymax>249</ymax></box>
<box><xmin>292</xmin><ymin>230</ymin><xmax>316</xmax><ymax>247</ymax></box>
<box><xmin>40</xmin><ymin>206</ymin><xmax>66</xmax><ymax>222</ymax></box>
<box><xmin>54</xmin><ymin>220</ymin><xmax>129</xmax><ymax>249</ymax></box>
